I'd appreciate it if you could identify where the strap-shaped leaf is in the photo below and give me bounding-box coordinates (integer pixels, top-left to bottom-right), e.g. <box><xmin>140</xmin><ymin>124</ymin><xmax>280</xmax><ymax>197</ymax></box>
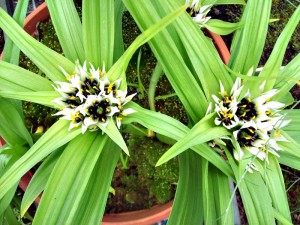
<box><xmin>283</xmin><ymin>109</ymin><xmax>300</xmax><ymax>144</ymax></box>
<box><xmin>168</xmin><ymin>151</ymin><xmax>204</xmax><ymax>225</ymax></box>
<box><xmin>82</xmin><ymin>0</ymin><xmax>114</xmax><ymax>69</ymax></box>
<box><xmin>278</xmin><ymin>131</ymin><xmax>300</xmax><ymax>170</ymax></box>
<box><xmin>255</xmin><ymin>155</ymin><xmax>292</xmax><ymax>225</ymax></box>
<box><xmin>113</xmin><ymin>0</ymin><xmax>125</xmax><ymax>62</ymax></box>
<box><xmin>71</xmin><ymin>139</ymin><xmax>120</xmax><ymax>224</ymax></box>
<box><xmin>229</xmin><ymin>0</ymin><xmax>272</xmax><ymax>74</ymax></box>
<box><xmin>164</xmin><ymin>1</ymin><xmax>233</xmax><ymax>101</ymax></box>
<box><xmin>204</xmin><ymin>164</ymin><xmax>234</xmax><ymax>225</ymax></box>
<box><xmin>258</xmin><ymin>6</ymin><xmax>300</xmax><ymax>91</ymax></box>
<box><xmin>123</xmin><ymin>0</ymin><xmax>208</xmax><ymax>122</ymax></box>
<box><xmin>123</xmin><ymin>102</ymin><xmax>234</xmax><ymax>179</ymax></box>
<box><xmin>99</xmin><ymin>119</ymin><xmax>128</xmax><ymax>155</ymax></box>
<box><xmin>0</xmin><ymin>98</ymin><xmax>32</xmax><ymax>146</ymax></box>
<box><xmin>204</xmin><ymin>19</ymin><xmax>242</xmax><ymax>35</ymax></box>
<box><xmin>46</xmin><ymin>0</ymin><xmax>84</xmax><ymax>63</ymax></box>
<box><xmin>225</xmin><ymin>149</ymin><xmax>276</xmax><ymax>225</ymax></box>
<box><xmin>274</xmin><ymin>54</ymin><xmax>300</xmax><ymax>103</ymax></box>
<box><xmin>0</xmin><ymin>91</ymin><xmax>59</xmax><ymax>108</ymax></box>
<box><xmin>2</xmin><ymin>0</ymin><xmax>29</xmax><ymax>64</ymax></box>
<box><xmin>156</xmin><ymin>113</ymin><xmax>230</xmax><ymax>166</ymax></box>
<box><xmin>0</xmin><ymin>61</ymin><xmax>53</xmax><ymax>92</ymax></box>
<box><xmin>21</xmin><ymin>147</ymin><xmax>64</xmax><ymax>216</ymax></box>
<box><xmin>0</xmin><ymin>120</ymin><xmax>81</xmax><ymax>201</ymax></box>
<box><xmin>32</xmin><ymin>133</ymin><xmax>106</xmax><ymax>225</ymax></box>
<box><xmin>0</xmin><ymin>7</ymin><xmax>74</xmax><ymax>82</ymax></box>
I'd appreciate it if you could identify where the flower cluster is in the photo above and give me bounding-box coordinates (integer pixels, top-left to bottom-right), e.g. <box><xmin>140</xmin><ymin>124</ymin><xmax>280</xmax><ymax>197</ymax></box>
<box><xmin>185</xmin><ymin>0</ymin><xmax>211</xmax><ymax>26</ymax></box>
<box><xmin>53</xmin><ymin>61</ymin><xmax>136</xmax><ymax>133</ymax></box>
<box><xmin>212</xmin><ymin>78</ymin><xmax>289</xmax><ymax>163</ymax></box>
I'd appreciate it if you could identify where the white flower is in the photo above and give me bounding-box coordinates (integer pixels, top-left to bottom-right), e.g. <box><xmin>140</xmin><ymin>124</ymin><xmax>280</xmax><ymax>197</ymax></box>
<box><xmin>185</xmin><ymin>0</ymin><xmax>211</xmax><ymax>26</ymax></box>
<box><xmin>53</xmin><ymin>61</ymin><xmax>136</xmax><ymax>133</ymax></box>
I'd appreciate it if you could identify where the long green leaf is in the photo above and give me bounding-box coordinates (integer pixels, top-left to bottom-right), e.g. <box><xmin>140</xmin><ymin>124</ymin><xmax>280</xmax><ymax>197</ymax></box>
<box><xmin>278</xmin><ymin>131</ymin><xmax>300</xmax><ymax>170</ymax></box>
<box><xmin>156</xmin><ymin>113</ymin><xmax>230</xmax><ymax>166</ymax></box>
<box><xmin>258</xmin><ymin>6</ymin><xmax>300</xmax><ymax>91</ymax></box>
<box><xmin>21</xmin><ymin>147</ymin><xmax>64</xmax><ymax>216</ymax></box>
<box><xmin>108</xmin><ymin>4</ymin><xmax>188</xmax><ymax>88</ymax></box>
<box><xmin>73</xmin><ymin>139</ymin><xmax>121</xmax><ymax>224</ymax></box>
<box><xmin>274</xmin><ymin>54</ymin><xmax>300</xmax><ymax>103</ymax></box>
<box><xmin>204</xmin><ymin>19</ymin><xmax>242</xmax><ymax>35</ymax></box>
<box><xmin>0</xmin><ymin>91</ymin><xmax>59</xmax><ymax>108</ymax></box>
<box><xmin>168</xmin><ymin>151</ymin><xmax>204</xmax><ymax>225</ymax></box>
<box><xmin>225</xmin><ymin>150</ymin><xmax>276</xmax><ymax>225</ymax></box>
<box><xmin>113</xmin><ymin>0</ymin><xmax>125</xmax><ymax>62</ymax></box>
<box><xmin>83</xmin><ymin>0</ymin><xmax>114</xmax><ymax>69</ymax></box>
<box><xmin>123</xmin><ymin>0</ymin><xmax>207</xmax><ymax>122</ymax></box>
<box><xmin>2</xmin><ymin>0</ymin><xmax>29</xmax><ymax>64</ymax></box>
<box><xmin>229</xmin><ymin>0</ymin><xmax>272</xmax><ymax>74</ymax></box>
<box><xmin>46</xmin><ymin>0</ymin><xmax>85</xmax><ymax>63</ymax></box>
<box><xmin>32</xmin><ymin>133</ymin><xmax>106</xmax><ymax>225</ymax></box>
<box><xmin>0</xmin><ymin>61</ymin><xmax>53</xmax><ymax>92</ymax></box>
<box><xmin>255</xmin><ymin>155</ymin><xmax>292</xmax><ymax>225</ymax></box>
<box><xmin>123</xmin><ymin>102</ymin><xmax>234</xmax><ymax>179</ymax></box>
<box><xmin>0</xmin><ymin>120</ymin><xmax>81</xmax><ymax>200</ymax></box>
<box><xmin>0</xmin><ymin>7</ymin><xmax>74</xmax><ymax>82</ymax></box>
<box><xmin>0</xmin><ymin>98</ymin><xmax>32</xmax><ymax>146</ymax></box>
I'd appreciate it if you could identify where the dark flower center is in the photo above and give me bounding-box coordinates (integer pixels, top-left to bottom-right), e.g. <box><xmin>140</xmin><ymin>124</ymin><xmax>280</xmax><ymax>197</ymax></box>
<box><xmin>87</xmin><ymin>99</ymin><xmax>110</xmax><ymax>122</ymax></box>
<box><xmin>237</xmin><ymin>127</ymin><xmax>259</xmax><ymax>147</ymax></box>
<box><xmin>237</xmin><ymin>98</ymin><xmax>257</xmax><ymax>121</ymax></box>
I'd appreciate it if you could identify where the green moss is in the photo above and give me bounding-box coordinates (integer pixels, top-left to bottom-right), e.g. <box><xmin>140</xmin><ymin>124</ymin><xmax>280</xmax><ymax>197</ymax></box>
<box><xmin>151</xmin><ymin>179</ymin><xmax>173</xmax><ymax>204</ymax></box>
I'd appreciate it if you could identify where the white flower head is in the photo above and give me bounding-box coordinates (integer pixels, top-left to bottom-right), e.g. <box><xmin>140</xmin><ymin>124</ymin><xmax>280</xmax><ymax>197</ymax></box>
<box><xmin>53</xmin><ymin>61</ymin><xmax>136</xmax><ymax>133</ymax></box>
<box><xmin>185</xmin><ymin>0</ymin><xmax>212</xmax><ymax>26</ymax></box>
<box><xmin>209</xmin><ymin>77</ymin><xmax>290</xmax><ymax>167</ymax></box>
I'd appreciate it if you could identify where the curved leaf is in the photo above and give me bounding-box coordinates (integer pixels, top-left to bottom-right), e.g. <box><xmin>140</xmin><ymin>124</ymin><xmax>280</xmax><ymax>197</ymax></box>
<box><xmin>32</xmin><ymin>132</ymin><xmax>106</xmax><ymax>224</ymax></box>
<box><xmin>0</xmin><ymin>120</ymin><xmax>81</xmax><ymax>201</ymax></box>
<box><xmin>46</xmin><ymin>0</ymin><xmax>85</xmax><ymax>63</ymax></box>
<box><xmin>0</xmin><ymin>7</ymin><xmax>74</xmax><ymax>82</ymax></box>
<box><xmin>82</xmin><ymin>0</ymin><xmax>114</xmax><ymax>69</ymax></box>
<box><xmin>21</xmin><ymin>147</ymin><xmax>64</xmax><ymax>216</ymax></box>
<box><xmin>0</xmin><ymin>61</ymin><xmax>53</xmax><ymax>92</ymax></box>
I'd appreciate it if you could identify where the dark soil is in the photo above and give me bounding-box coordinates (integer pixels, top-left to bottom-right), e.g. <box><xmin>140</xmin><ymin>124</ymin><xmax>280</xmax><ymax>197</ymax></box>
<box><xmin>0</xmin><ymin>29</ymin><xmax>4</xmax><ymax>53</ymax></box>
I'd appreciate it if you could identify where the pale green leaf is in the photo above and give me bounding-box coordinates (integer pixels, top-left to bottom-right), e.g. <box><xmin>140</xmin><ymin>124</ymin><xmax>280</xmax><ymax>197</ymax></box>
<box><xmin>113</xmin><ymin>0</ymin><xmax>125</xmax><ymax>62</ymax></box>
<box><xmin>0</xmin><ymin>61</ymin><xmax>53</xmax><ymax>92</ymax></box>
<box><xmin>277</xmin><ymin>131</ymin><xmax>300</xmax><ymax>170</ymax></box>
<box><xmin>0</xmin><ymin>120</ymin><xmax>81</xmax><ymax>201</ymax></box>
<box><xmin>2</xmin><ymin>0</ymin><xmax>29</xmax><ymax>65</ymax></box>
<box><xmin>72</xmin><ymin>139</ymin><xmax>121</xmax><ymax>224</ymax></box>
<box><xmin>123</xmin><ymin>1</ymin><xmax>207</xmax><ymax>122</ymax></box>
<box><xmin>205</xmin><ymin>0</ymin><xmax>246</xmax><ymax>5</ymax></box>
<box><xmin>46</xmin><ymin>0</ymin><xmax>84</xmax><ymax>63</ymax></box>
<box><xmin>283</xmin><ymin>109</ymin><xmax>300</xmax><ymax>143</ymax></box>
<box><xmin>168</xmin><ymin>151</ymin><xmax>204</xmax><ymax>225</ymax></box>
<box><xmin>21</xmin><ymin>147</ymin><xmax>64</xmax><ymax>216</ymax></box>
<box><xmin>156</xmin><ymin>113</ymin><xmax>230</xmax><ymax>166</ymax></box>
<box><xmin>32</xmin><ymin>133</ymin><xmax>106</xmax><ymax>225</ymax></box>
<box><xmin>258</xmin><ymin>6</ymin><xmax>300</xmax><ymax>91</ymax></box>
<box><xmin>229</xmin><ymin>0</ymin><xmax>272</xmax><ymax>74</ymax></box>
<box><xmin>123</xmin><ymin>102</ymin><xmax>234</xmax><ymax>179</ymax></box>
<box><xmin>99</xmin><ymin>119</ymin><xmax>128</xmax><ymax>155</ymax></box>
<box><xmin>255</xmin><ymin>155</ymin><xmax>292</xmax><ymax>225</ymax></box>
<box><xmin>0</xmin><ymin>8</ymin><xmax>74</xmax><ymax>82</ymax></box>
<box><xmin>0</xmin><ymin>91</ymin><xmax>59</xmax><ymax>108</ymax></box>
<box><xmin>83</xmin><ymin>0</ymin><xmax>114</xmax><ymax>69</ymax></box>
<box><xmin>204</xmin><ymin>19</ymin><xmax>242</xmax><ymax>35</ymax></box>
<box><xmin>0</xmin><ymin>98</ymin><xmax>32</xmax><ymax>146</ymax></box>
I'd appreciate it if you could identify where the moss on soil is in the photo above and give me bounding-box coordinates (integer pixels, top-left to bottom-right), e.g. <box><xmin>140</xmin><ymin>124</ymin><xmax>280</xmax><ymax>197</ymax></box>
<box><xmin>106</xmin><ymin>134</ymin><xmax>178</xmax><ymax>213</ymax></box>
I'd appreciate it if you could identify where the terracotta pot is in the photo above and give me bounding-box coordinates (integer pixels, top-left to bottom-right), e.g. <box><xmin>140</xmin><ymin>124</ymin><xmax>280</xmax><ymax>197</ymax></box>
<box><xmin>0</xmin><ymin>2</ymin><xmax>230</xmax><ymax>225</ymax></box>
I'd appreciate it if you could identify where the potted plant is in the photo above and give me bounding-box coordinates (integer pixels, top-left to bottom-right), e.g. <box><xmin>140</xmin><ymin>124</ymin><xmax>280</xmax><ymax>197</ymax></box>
<box><xmin>1</xmin><ymin>1</ymin><xmax>239</xmax><ymax>224</ymax></box>
<box><xmin>0</xmin><ymin>1</ymin><xmax>299</xmax><ymax>225</ymax></box>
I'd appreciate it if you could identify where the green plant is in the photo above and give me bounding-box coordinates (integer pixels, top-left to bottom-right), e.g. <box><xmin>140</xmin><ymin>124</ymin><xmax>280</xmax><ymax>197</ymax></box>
<box><xmin>0</xmin><ymin>0</ymin><xmax>186</xmax><ymax>224</ymax></box>
<box><xmin>0</xmin><ymin>1</ymin><xmax>299</xmax><ymax>225</ymax></box>
<box><xmin>123</xmin><ymin>0</ymin><xmax>300</xmax><ymax>224</ymax></box>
